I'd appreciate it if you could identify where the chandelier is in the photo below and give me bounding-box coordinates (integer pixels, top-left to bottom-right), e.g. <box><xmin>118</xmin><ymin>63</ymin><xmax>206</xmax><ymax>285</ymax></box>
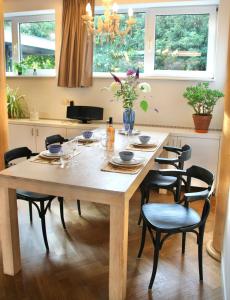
<box><xmin>82</xmin><ymin>0</ymin><xmax>136</xmax><ymax>42</ymax></box>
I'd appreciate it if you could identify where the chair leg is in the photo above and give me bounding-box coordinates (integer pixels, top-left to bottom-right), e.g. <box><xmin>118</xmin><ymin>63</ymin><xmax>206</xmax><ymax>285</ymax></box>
<box><xmin>138</xmin><ymin>187</ymin><xmax>146</xmax><ymax>225</ymax></box>
<box><xmin>137</xmin><ymin>221</ymin><xmax>147</xmax><ymax>258</ymax></box>
<box><xmin>198</xmin><ymin>226</ymin><xmax>205</xmax><ymax>281</ymax></box>
<box><xmin>149</xmin><ymin>231</ymin><xmax>161</xmax><ymax>289</ymax></box>
<box><xmin>40</xmin><ymin>202</ymin><xmax>49</xmax><ymax>252</ymax></box>
<box><xmin>77</xmin><ymin>199</ymin><xmax>81</xmax><ymax>216</ymax></box>
<box><xmin>58</xmin><ymin>197</ymin><xmax>66</xmax><ymax>229</ymax></box>
<box><xmin>29</xmin><ymin>202</ymin><xmax>33</xmax><ymax>224</ymax></box>
<box><xmin>182</xmin><ymin>232</ymin><xmax>186</xmax><ymax>254</ymax></box>
<box><xmin>47</xmin><ymin>200</ymin><xmax>52</xmax><ymax>211</ymax></box>
<box><xmin>145</xmin><ymin>190</ymin><xmax>150</xmax><ymax>204</ymax></box>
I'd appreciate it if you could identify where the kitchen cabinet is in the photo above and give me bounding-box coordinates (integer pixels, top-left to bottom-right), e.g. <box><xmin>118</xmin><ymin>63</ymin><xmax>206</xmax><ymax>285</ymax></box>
<box><xmin>169</xmin><ymin>134</ymin><xmax>220</xmax><ymax>187</ymax></box>
<box><xmin>35</xmin><ymin>126</ymin><xmax>66</xmax><ymax>152</ymax></box>
<box><xmin>9</xmin><ymin>124</ymin><xmax>37</xmax><ymax>152</ymax></box>
<box><xmin>8</xmin><ymin>124</ymin><xmax>66</xmax><ymax>152</ymax></box>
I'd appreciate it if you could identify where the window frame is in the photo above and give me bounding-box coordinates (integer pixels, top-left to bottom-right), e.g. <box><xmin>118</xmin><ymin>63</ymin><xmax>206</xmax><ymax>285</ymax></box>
<box><xmin>4</xmin><ymin>10</ymin><xmax>56</xmax><ymax>77</ymax></box>
<box><xmin>93</xmin><ymin>5</ymin><xmax>217</xmax><ymax>80</ymax></box>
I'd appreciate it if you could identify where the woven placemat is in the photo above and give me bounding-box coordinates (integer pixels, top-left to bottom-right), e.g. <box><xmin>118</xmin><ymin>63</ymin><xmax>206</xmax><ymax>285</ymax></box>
<box><xmin>101</xmin><ymin>162</ymin><xmax>143</xmax><ymax>174</ymax></box>
<box><xmin>126</xmin><ymin>144</ymin><xmax>158</xmax><ymax>152</ymax></box>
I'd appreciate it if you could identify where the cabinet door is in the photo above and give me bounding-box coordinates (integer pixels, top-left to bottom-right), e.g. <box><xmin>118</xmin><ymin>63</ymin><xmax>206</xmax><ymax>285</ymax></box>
<box><xmin>35</xmin><ymin>126</ymin><xmax>67</xmax><ymax>152</ymax></box>
<box><xmin>177</xmin><ymin>136</ymin><xmax>220</xmax><ymax>187</ymax></box>
<box><xmin>8</xmin><ymin>124</ymin><xmax>36</xmax><ymax>152</ymax></box>
<box><xmin>166</xmin><ymin>135</ymin><xmax>178</xmax><ymax>159</ymax></box>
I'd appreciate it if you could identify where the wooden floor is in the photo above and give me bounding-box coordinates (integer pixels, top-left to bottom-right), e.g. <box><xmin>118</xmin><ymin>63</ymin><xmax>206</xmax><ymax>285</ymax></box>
<box><xmin>0</xmin><ymin>191</ymin><xmax>222</xmax><ymax>300</ymax></box>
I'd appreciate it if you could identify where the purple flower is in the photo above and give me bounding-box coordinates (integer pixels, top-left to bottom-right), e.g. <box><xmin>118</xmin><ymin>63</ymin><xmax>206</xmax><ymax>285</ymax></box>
<box><xmin>110</xmin><ymin>72</ymin><xmax>121</xmax><ymax>84</ymax></box>
<box><xmin>126</xmin><ymin>69</ymin><xmax>136</xmax><ymax>76</ymax></box>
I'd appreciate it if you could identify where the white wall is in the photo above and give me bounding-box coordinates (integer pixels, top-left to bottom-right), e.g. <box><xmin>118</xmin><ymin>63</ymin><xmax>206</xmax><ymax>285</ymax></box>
<box><xmin>222</xmin><ymin>188</ymin><xmax>230</xmax><ymax>300</ymax></box>
<box><xmin>4</xmin><ymin>0</ymin><xmax>230</xmax><ymax>129</ymax></box>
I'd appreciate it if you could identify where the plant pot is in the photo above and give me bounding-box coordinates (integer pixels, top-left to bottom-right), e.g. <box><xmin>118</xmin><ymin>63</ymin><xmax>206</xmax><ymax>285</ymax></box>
<box><xmin>192</xmin><ymin>114</ymin><xmax>212</xmax><ymax>133</ymax></box>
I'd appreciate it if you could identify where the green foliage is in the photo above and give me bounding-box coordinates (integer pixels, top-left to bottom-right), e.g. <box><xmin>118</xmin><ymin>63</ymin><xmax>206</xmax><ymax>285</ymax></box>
<box><xmin>183</xmin><ymin>82</ymin><xmax>224</xmax><ymax>115</ymax></box>
<box><xmin>20</xmin><ymin>21</ymin><xmax>55</xmax><ymax>40</ymax></box>
<box><xmin>155</xmin><ymin>14</ymin><xmax>209</xmax><ymax>71</ymax></box>
<box><xmin>115</xmin><ymin>81</ymin><xmax>139</xmax><ymax>109</ymax></box>
<box><xmin>23</xmin><ymin>55</ymin><xmax>55</xmax><ymax>69</ymax></box>
<box><xmin>109</xmin><ymin>70</ymin><xmax>151</xmax><ymax>112</ymax></box>
<box><xmin>93</xmin><ymin>13</ymin><xmax>145</xmax><ymax>73</ymax></box>
<box><xmin>13</xmin><ymin>61</ymin><xmax>26</xmax><ymax>74</ymax></box>
<box><xmin>140</xmin><ymin>100</ymin><xmax>148</xmax><ymax>112</ymax></box>
<box><xmin>7</xmin><ymin>86</ymin><xmax>27</xmax><ymax>118</ymax></box>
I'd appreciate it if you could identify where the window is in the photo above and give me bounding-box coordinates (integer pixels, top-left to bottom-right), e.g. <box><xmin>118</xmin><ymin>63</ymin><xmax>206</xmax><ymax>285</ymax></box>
<box><xmin>4</xmin><ymin>20</ymin><xmax>13</xmax><ymax>72</ymax></box>
<box><xmin>4</xmin><ymin>10</ymin><xmax>55</xmax><ymax>76</ymax></box>
<box><xmin>154</xmin><ymin>14</ymin><xmax>209</xmax><ymax>71</ymax></box>
<box><xmin>93</xmin><ymin>5</ymin><xmax>217</xmax><ymax>79</ymax></box>
<box><xmin>19</xmin><ymin>21</ymin><xmax>55</xmax><ymax>70</ymax></box>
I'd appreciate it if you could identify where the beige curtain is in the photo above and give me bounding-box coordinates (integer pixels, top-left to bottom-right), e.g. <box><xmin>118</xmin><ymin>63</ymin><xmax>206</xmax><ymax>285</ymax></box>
<box><xmin>58</xmin><ymin>0</ymin><xmax>95</xmax><ymax>88</ymax></box>
<box><xmin>210</xmin><ymin>25</ymin><xmax>230</xmax><ymax>256</ymax></box>
<box><xmin>0</xmin><ymin>0</ymin><xmax>9</xmax><ymax>170</ymax></box>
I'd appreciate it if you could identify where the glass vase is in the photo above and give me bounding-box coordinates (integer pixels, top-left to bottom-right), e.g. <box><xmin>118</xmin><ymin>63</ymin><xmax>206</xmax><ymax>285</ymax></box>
<box><xmin>123</xmin><ymin>108</ymin><xmax>135</xmax><ymax>132</ymax></box>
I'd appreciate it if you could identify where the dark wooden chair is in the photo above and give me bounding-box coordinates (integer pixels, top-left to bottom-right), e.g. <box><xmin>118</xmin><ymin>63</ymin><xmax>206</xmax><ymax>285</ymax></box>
<box><xmin>138</xmin><ymin>144</ymin><xmax>192</xmax><ymax>224</ymax></box>
<box><xmin>45</xmin><ymin>134</ymin><xmax>81</xmax><ymax>216</ymax></box>
<box><xmin>45</xmin><ymin>134</ymin><xmax>68</xmax><ymax>150</ymax></box>
<box><xmin>137</xmin><ymin>165</ymin><xmax>214</xmax><ymax>289</ymax></box>
<box><xmin>4</xmin><ymin>147</ymin><xmax>66</xmax><ymax>252</ymax></box>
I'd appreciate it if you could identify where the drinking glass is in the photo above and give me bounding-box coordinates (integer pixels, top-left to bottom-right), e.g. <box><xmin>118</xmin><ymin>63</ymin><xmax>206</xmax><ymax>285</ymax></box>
<box><xmin>124</xmin><ymin>123</ymin><xmax>130</xmax><ymax>136</ymax></box>
<box><xmin>60</xmin><ymin>144</ymin><xmax>73</xmax><ymax>168</ymax></box>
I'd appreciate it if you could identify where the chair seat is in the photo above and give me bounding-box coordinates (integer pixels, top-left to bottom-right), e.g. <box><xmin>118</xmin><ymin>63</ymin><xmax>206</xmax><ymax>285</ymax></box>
<box><xmin>16</xmin><ymin>190</ymin><xmax>55</xmax><ymax>201</ymax></box>
<box><xmin>143</xmin><ymin>170</ymin><xmax>177</xmax><ymax>188</ymax></box>
<box><xmin>142</xmin><ymin>203</ymin><xmax>201</xmax><ymax>232</ymax></box>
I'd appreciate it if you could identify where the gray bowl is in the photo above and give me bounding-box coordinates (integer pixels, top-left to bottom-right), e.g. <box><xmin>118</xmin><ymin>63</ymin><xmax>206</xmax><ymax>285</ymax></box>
<box><xmin>82</xmin><ymin>131</ymin><xmax>93</xmax><ymax>139</ymax></box>
<box><xmin>139</xmin><ymin>135</ymin><xmax>151</xmax><ymax>144</ymax></box>
<box><xmin>119</xmin><ymin>151</ymin><xmax>134</xmax><ymax>162</ymax></box>
<box><xmin>48</xmin><ymin>144</ymin><xmax>62</xmax><ymax>154</ymax></box>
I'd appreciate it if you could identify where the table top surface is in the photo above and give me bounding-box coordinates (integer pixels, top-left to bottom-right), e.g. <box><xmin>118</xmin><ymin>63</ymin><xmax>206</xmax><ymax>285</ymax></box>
<box><xmin>0</xmin><ymin>129</ymin><xmax>169</xmax><ymax>194</ymax></box>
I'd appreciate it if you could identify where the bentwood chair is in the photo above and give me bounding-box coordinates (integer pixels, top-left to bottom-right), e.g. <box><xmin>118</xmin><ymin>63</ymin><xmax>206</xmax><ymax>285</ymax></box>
<box><xmin>4</xmin><ymin>147</ymin><xmax>66</xmax><ymax>251</ymax></box>
<box><xmin>45</xmin><ymin>134</ymin><xmax>68</xmax><ymax>150</ymax></box>
<box><xmin>137</xmin><ymin>165</ymin><xmax>214</xmax><ymax>289</ymax></box>
<box><xmin>45</xmin><ymin>134</ymin><xmax>82</xmax><ymax>216</ymax></box>
<box><xmin>138</xmin><ymin>144</ymin><xmax>192</xmax><ymax>225</ymax></box>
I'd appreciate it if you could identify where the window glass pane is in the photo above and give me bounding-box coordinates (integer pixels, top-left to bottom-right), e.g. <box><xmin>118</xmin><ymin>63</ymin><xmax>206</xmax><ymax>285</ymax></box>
<box><xmin>93</xmin><ymin>12</ymin><xmax>145</xmax><ymax>73</ymax></box>
<box><xmin>4</xmin><ymin>20</ymin><xmax>13</xmax><ymax>72</ymax></box>
<box><xmin>154</xmin><ymin>14</ymin><xmax>209</xmax><ymax>71</ymax></box>
<box><xmin>19</xmin><ymin>21</ymin><xmax>55</xmax><ymax>69</ymax></box>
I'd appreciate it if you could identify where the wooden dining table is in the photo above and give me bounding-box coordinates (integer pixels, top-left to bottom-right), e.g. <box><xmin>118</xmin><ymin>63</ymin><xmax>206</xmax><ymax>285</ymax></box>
<box><xmin>0</xmin><ymin>129</ymin><xmax>169</xmax><ymax>300</ymax></box>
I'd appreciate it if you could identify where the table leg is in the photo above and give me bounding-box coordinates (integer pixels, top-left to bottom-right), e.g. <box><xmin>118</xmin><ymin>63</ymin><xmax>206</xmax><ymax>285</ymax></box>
<box><xmin>0</xmin><ymin>188</ymin><xmax>21</xmax><ymax>275</ymax></box>
<box><xmin>109</xmin><ymin>198</ymin><xmax>129</xmax><ymax>300</ymax></box>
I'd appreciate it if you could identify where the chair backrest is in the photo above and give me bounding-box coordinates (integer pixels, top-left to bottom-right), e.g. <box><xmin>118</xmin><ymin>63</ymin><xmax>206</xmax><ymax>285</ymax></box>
<box><xmin>187</xmin><ymin>165</ymin><xmax>214</xmax><ymax>188</ymax></box>
<box><xmin>4</xmin><ymin>147</ymin><xmax>32</xmax><ymax>167</ymax></box>
<box><xmin>178</xmin><ymin>144</ymin><xmax>192</xmax><ymax>169</ymax></box>
<box><xmin>45</xmin><ymin>134</ymin><xmax>65</xmax><ymax>149</ymax></box>
<box><xmin>186</xmin><ymin>165</ymin><xmax>214</xmax><ymax>225</ymax></box>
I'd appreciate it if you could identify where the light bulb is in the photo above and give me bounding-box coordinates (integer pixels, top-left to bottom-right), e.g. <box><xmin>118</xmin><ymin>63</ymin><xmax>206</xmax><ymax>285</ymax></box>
<box><xmin>128</xmin><ymin>8</ymin><xmax>133</xmax><ymax>17</ymax></box>
<box><xmin>112</xmin><ymin>3</ymin><xmax>118</xmax><ymax>13</ymax></box>
<box><xmin>86</xmin><ymin>3</ymin><xmax>92</xmax><ymax>14</ymax></box>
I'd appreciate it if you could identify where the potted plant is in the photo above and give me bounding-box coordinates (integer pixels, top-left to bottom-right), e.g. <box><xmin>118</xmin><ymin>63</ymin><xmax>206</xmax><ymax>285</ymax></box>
<box><xmin>7</xmin><ymin>85</ymin><xmax>27</xmax><ymax>118</ymax></box>
<box><xmin>183</xmin><ymin>82</ymin><xmax>224</xmax><ymax>133</ymax></box>
<box><xmin>14</xmin><ymin>61</ymin><xmax>26</xmax><ymax>75</ymax></box>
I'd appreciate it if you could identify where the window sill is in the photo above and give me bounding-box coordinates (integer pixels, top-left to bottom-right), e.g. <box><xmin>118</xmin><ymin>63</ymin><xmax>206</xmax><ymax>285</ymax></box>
<box><xmin>6</xmin><ymin>70</ymin><xmax>56</xmax><ymax>78</ymax></box>
<box><xmin>93</xmin><ymin>72</ymin><xmax>215</xmax><ymax>81</ymax></box>
<box><xmin>6</xmin><ymin>74</ymin><xmax>56</xmax><ymax>78</ymax></box>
